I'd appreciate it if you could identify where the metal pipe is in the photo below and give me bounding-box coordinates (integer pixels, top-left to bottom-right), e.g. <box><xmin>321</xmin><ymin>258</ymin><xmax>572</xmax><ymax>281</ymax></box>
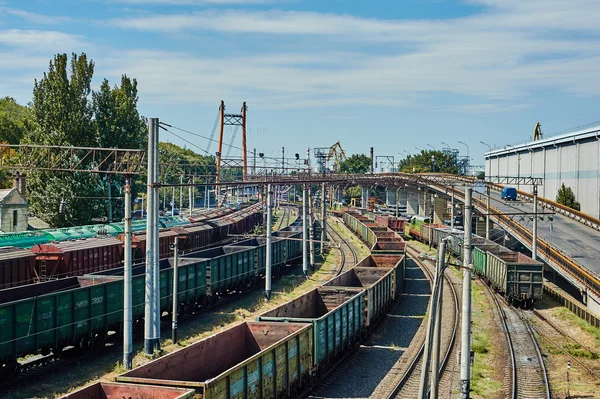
<box><xmin>431</xmin><ymin>240</ymin><xmax>446</xmax><ymax>399</ymax></box>
<box><xmin>266</xmin><ymin>183</ymin><xmax>272</xmax><ymax>299</ymax></box>
<box><xmin>144</xmin><ymin>118</ymin><xmax>159</xmax><ymax>354</ymax></box>
<box><xmin>302</xmin><ymin>184</ymin><xmax>308</xmax><ymax>276</ymax></box>
<box><xmin>171</xmin><ymin>236</ymin><xmax>179</xmax><ymax>344</ymax></box>
<box><xmin>460</xmin><ymin>187</ymin><xmax>473</xmax><ymax>398</ymax></box>
<box><xmin>123</xmin><ymin>177</ymin><xmax>132</xmax><ymax>369</ymax></box>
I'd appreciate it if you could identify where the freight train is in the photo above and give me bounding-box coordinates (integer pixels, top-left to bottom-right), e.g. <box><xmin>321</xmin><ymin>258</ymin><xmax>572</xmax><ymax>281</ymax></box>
<box><xmin>408</xmin><ymin>219</ymin><xmax>543</xmax><ymax>307</ymax></box>
<box><xmin>113</xmin><ymin>210</ymin><xmax>406</xmax><ymax>399</ymax></box>
<box><xmin>0</xmin><ymin>220</ymin><xmax>302</xmax><ymax>381</ymax></box>
<box><xmin>0</xmin><ymin>203</ymin><xmax>263</xmax><ymax>290</ymax></box>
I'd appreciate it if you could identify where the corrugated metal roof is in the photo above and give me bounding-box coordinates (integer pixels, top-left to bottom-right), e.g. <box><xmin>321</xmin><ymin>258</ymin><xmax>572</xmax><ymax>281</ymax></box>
<box><xmin>0</xmin><ymin>246</ymin><xmax>37</xmax><ymax>260</ymax></box>
<box><xmin>31</xmin><ymin>237</ymin><xmax>123</xmax><ymax>253</ymax></box>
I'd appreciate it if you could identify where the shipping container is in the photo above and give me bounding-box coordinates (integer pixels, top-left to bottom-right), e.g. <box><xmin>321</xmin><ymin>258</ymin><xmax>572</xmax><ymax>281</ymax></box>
<box><xmin>257</xmin><ymin>288</ymin><xmax>365</xmax><ymax>372</ymax></box>
<box><xmin>117</xmin><ymin>322</ymin><xmax>313</xmax><ymax>399</ymax></box>
<box><xmin>58</xmin><ymin>382</ymin><xmax>195</xmax><ymax>399</ymax></box>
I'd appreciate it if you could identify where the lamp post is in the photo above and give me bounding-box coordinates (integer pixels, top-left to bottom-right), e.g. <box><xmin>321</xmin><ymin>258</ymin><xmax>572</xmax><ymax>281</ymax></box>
<box><xmin>427</xmin><ymin>144</ymin><xmax>436</xmax><ymax>150</ymax></box>
<box><xmin>441</xmin><ymin>141</ymin><xmax>451</xmax><ymax>150</ymax></box>
<box><xmin>458</xmin><ymin>141</ymin><xmax>469</xmax><ymax>175</ymax></box>
<box><xmin>480</xmin><ymin>141</ymin><xmax>492</xmax><ymax>152</ymax></box>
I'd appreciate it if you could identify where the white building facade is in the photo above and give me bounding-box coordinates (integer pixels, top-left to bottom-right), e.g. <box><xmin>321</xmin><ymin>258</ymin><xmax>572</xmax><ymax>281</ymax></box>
<box><xmin>485</xmin><ymin>123</ymin><xmax>600</xmax><ymax>218</ymax></box>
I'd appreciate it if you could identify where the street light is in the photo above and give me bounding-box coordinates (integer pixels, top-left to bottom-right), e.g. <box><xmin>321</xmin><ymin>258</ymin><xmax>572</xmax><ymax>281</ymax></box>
<box><xmin>441</xmin><ymin>142</ymin><xmax>451</xmax><ymax>150</ymax></box>
<box><xmin>480</xmin><ymin>141</ymin><xmax>492</xmax><ymax>152</ymax></box>
<box><xmin>458</xmin><ymin>141</ymin><xmax>469</xmax><ymax>175</ymax></box>
<box><xmin>415</xmin><ymin>146</ymin><xmax>423</xmax><ymax>152</ymax></box>
<box><xmin>427</xmin><ymin>144</ymin><xmax>435</xmax><ymax>150</ymax></box>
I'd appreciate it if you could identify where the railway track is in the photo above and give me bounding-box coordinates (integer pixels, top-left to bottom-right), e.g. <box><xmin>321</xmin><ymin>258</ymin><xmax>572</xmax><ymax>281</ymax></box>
<box><xmin>326</xmin><ymin>217</ymin><xmax>359</xmax><ymax>275</ymax></box>
<box><xmin>385</xmin><ymin>244</ymin><xmax>459</xmax><ymax>399</ymax></box>
<box><xmin>526</xmin><ymin>309</ymin><xmax>600</xmax><ymax>381</ymax></box>
<box><xmin>485</xmin><ymin>284</ymin><xmax>551</xmax><ymax>399</ymax></box>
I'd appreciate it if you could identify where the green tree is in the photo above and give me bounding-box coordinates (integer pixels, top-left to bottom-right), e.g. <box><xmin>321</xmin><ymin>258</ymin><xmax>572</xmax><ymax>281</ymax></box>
<box><xmin>556</xmin><ymin>183</ymin><xmax>580</xmax><ymax>211</ymax></box>
<box><xmin>0</xmin><ymin>97</ymin><xmax>31</xmax><ymax>188</ymax></box>
<box><xmin>0</xmin><ymin>97</ymin><xmax>30</xmax><ymax>144</ymax></box>
<box><xmin>398</xmin><ymin>150</ymin><xmax>459</xmax><ymax>174</ymax></box>
<box><xmin>26</xmin><ymin>53</ymin><xmax>105</xmax><ymax>227</ymax></box>
<box><xmin>93</xmin><ymin>75</ymin><xmax>148</xmax><ymax>221</ymax></box>
<box><xmin>339</xmin><ymin>154</ymin><xmax>372</xmax><ymax>173</ymax></box>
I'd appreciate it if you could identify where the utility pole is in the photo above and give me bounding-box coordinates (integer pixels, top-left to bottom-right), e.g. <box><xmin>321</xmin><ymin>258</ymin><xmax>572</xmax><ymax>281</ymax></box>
<box><xmin>188</xmin><ymin>177</ymin><xmax>193</xmax><ymax>217</ymax></box>
<box><xmin>302</xmin><ymin>184</ymin><xmax>308</xmax><ymax>276</ymax></box>
<box><xmin>395</xmin><ymin>187</ymin><xmax>400</xmax><ymax>218</ymax></box>
<box><xmin>370</xmin><ymin>147</ymin><xmax>374</xmax><ymax>174</ymax></box>
<box><xmin>265</xmin><ymin>183</ymin><xmax>273</xmax><ymax>299</ymax></box>
<box><xmin>450</xmin><ymin>186</ymin><xmax>455</xmax><ymax>229</ymax></box>
<box><xmin>145</xmin><ymin>118</ymin><xmax>160</xmax><ymax>354</ymax></box>
<box><xmin>107</xmin><ymin>175</ymin><xmax>113</xmax><ymax>223</ymax></box>
<box><xmin>320</xmin><ymin>182</ymin><xmax>327</xmax><ymax>255</ymax></box>
<box><xmin>486</xmin><ymin>186</ymin><xmax>491</xmax><ymax>239</ymax></box>
<box><xmin>282</xmin><ymin>147</ymin><xmax>285</xmax><ymax>175</ymax></box>
<box><xmin>253</xmin><ymin>148</ymin><xmax>256</xmax><ymax>176</ymax></box>
<box><xmin>431</xmin><ymin>240</ymin><xmax>446</xmax><ymax>399</ymax></box>
<box><xmin>171</xmin><ymin>236</ymin><xmax>179</xmax><ymax>344</ymax></box>
<box><xmin>179</xmin><ymin>175</ymin><xmax>183</xmax><ymax>214</ymax></box>
<box><xmin>123</xmin><ymin>176</ymin><xmax>132</xmax><ymax>369</ymax></box>
<box><xmin>308</xmin><ymin>187</ymin><xmax>315</xmax><ymax>268</ymax></box>
<box><xmin>532</xmin><ymin>184</ymin><xmax>538</xmax><ymax>260</ymax></box>
<box><xmin>460</xmin><ymin>187</ymin><xmax>473</xmax><ymax>399</ymax></box>
<box><xmin>418</xmin><ymin>243</ymin><xmax>443</xmax><ymax>399</ymax></box>
<box><xmin>172</xmin><ymin>186</ymin><xmax>175</xmax><ymax>215</ymax></box>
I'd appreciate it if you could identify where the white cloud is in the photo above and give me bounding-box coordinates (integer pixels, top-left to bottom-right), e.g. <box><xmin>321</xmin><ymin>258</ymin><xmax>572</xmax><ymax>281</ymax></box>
<box><xmin>0</xmin><ymin>7</ymin><xmax>72</xmax><ymax>24</ymax></box>
<box><xmin>0</xmin><ymin>29</ymin><xmax>86</xmax><ymax>50</ymax></box>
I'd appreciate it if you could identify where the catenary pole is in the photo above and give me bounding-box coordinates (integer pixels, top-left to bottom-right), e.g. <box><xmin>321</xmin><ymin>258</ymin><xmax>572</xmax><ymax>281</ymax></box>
<box><xmin>144</xmin><ymin>118</ymin><xmax>159</xmax><ymax>354</ymax></box>
<box><xmin>123</xmin><ymin>176</ymin><xmax>132</xmax><ymax>369</ymax></box>
<box><xmin>302</xmin><ymin>184</ymin><xmax>308</xmax><ymax>276</ymax></box>
<box><xmin>460</xmin><ymin>187</ymin><xmax>473</xmax><ymax>398</ymax></box>
<box><xmin>486</xmin><ymin>186</ymin><xmax>491</xmax><ymax>239</ymax></box>
<box><xmin>265</xmin><ymin>183</ymin><xmax>273</xmax><ymax>299</ymax></box>
<box><xmin>320</xmin><ymin>182</ymin><xmax>327</xmax><ymax>255</ymax></box>
<box><xmin>308</xmin><ymin>187</ymin><xmax>315</xmax><ymax>268</ymax></box>
<box><xmin>171</xmin><ymin>236</ymin><xmax>179</xmax><ymax>344</ymax></box>
<box><xmin>431</xmin><ymin>240</ymin><xmax>446</xmax><ymax>399</ymax></box>
<box><xmin>532</xmin><ymin>184</ymin><xmax>538</xmax><ymax>260</ymax></box>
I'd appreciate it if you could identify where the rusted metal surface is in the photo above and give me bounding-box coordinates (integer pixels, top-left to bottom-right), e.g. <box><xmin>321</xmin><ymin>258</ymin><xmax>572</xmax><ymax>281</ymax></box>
<box><xmin>58</xmin><ymin>382</ymin><xmax>194</xmax><ymax>399</ymax></box>
<box><xmin>118</xmin><ymin>321</ymin><xmax>312</xmax><ymax>395</ymax></box>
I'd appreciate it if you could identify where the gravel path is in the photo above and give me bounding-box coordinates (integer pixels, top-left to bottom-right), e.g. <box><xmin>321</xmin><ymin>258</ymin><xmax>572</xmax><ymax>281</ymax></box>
<box><xmin>308</xmin><ymin>258</ymin><xmax>430</xmax><ymax>399</ymax></box>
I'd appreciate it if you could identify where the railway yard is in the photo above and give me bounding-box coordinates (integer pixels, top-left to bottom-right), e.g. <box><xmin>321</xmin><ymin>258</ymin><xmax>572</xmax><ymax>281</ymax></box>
<box><xmin>1</xmin><ymin>200</ymin><xmax>600</xmax><ymax>398</ymax></box>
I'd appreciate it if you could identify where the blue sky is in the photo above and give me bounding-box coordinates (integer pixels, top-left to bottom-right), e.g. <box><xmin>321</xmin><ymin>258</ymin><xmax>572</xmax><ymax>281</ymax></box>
<box><xmin>1</xmin><ymin>0</ymin><xmax>600</xmax><ymax>168</ymax></box>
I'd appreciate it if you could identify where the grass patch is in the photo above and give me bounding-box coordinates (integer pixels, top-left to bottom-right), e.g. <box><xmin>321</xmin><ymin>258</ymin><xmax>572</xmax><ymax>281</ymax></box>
<box><xmin>547</xmin><ymin>343</ymin><xmax>599</xmax><ymax>359</ymax></box>
<box><xmin>470</xmin><ymin>281</ymin><xmax>503</xmax><ymax>398</ymax></box>
<box><xmin>552</xmin><ymin>304</ymin><xmax>600</xmax><ymax>345</ymax></box>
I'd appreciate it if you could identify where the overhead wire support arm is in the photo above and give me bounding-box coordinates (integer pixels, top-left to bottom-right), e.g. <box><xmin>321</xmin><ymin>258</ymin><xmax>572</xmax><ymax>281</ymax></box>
<box><xmin>0</xmin><ymin>144</ymin><xmax>146</xmax><ymax>175</ymax></box>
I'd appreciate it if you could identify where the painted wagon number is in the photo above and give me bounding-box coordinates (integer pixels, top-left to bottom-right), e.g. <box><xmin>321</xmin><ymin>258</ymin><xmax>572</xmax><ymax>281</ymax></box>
<box><xmin>92</xmin><ymin>297</ymin><xmax>103</xmax><ymax>305</ymax></box>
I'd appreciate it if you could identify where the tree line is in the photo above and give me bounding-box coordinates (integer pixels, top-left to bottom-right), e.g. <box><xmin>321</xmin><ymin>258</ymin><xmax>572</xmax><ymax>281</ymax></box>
<box><xmin>0</xmin><ymin>52</ymin><xmax>213</xmax><ymax>227</ymax></box>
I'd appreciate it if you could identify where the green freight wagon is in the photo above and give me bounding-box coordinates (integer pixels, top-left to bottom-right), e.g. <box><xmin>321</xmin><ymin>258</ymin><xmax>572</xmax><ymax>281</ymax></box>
<box><xmin>256</xmin><ymin>287</ymin><xmax>365</xmax><ymax>373</ymax></box>
<box><xmin>486</xmin><ymin>249</ymin><xmax>544</xmax><ymax>306</ymax></box>
<box><xmin>472</xmin><ymin>243</ymin><xmax>507</xmax><ymax>277</ymax></box>
<box><xmin>182</xmin><ymin>246</ymin><xmax>255</xmax><ymax>295</ymax></box>
<box><xmin>117</xmin><ymin>321</ymin><xmax>313</xmax><ymax>399</ymax></box>
<box><xmin>0</xmin><ymin>258</ymin><xmax>208</xmax><ymax>377</ymax></box>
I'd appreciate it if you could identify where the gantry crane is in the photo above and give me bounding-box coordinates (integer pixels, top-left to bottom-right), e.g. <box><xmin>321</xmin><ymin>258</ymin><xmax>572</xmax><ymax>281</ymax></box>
<box><xmin>533</xmin><ymin>122</ymin><xmax>543</xmax><ymax>141</ymax></box>
<box><xmin>327</xmin><ymin>141</ymin><xmax>347</xmax><ymax>171</ymax></box>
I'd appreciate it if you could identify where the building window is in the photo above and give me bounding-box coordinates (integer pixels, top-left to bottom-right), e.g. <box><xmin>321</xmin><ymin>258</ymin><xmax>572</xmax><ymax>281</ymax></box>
<box><xmin>13</xmin><ymin>210</ymin><xmax>17</xmax><ymax>231</ymax></box>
